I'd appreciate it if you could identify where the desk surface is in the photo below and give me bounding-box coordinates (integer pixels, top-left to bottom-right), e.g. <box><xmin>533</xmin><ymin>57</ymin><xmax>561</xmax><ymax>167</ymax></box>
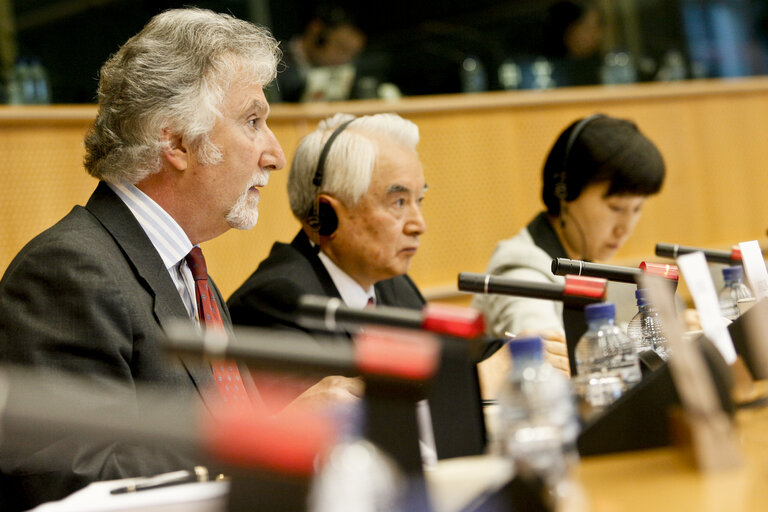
<box><xmin>576</xmin><ymin>403</ymin><xmax>768</xmax><ymax>512</ymax></box>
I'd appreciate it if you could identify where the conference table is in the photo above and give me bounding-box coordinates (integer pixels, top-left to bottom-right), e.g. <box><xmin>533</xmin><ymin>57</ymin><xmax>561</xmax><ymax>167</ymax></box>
<box><xmin>575</xmin><ymin>391</ymin><xmax>768</xmax><ymax>512</ymax></box>
<box><xmin>29</xmin><ymin>393</ymin><xmax>768</xmax><ymax>512</ymax></box>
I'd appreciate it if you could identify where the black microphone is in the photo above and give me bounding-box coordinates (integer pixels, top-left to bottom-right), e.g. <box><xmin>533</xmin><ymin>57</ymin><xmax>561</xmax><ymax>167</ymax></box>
<box><xmin>165</xmin><ymin>321</ymin><xmax>357</xmax><ymax>377</ymax></box>
<box><xmin>163</xmin><ymin>321</ymin><xmax>441</xmax><ymax>383</ymax></box>
<box><xmin>551</xmin><ymin>258</ymin><xmax>679</xmax><ymax>286</ymax></box>
<box><xmin>295</xmin><ymin>294</ymin><xmax>486</xmax><ymax>339</ymax></box>
<box><xmin>457</xmin><ymin>272</ymin><xmax>607</xmax><ymax>307</ymax></box>
<box><xmin>655</xmin><ymin>242</ymin><xmax>741</xmax><ymax>265</ymax></box>
<box><xmin>0</xmin><ymin>365</ymin><xmax>337</xmax><ymax>479</ymax></box>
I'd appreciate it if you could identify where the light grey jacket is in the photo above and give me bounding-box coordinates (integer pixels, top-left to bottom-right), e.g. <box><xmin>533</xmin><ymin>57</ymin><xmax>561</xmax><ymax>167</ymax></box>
<box><xmin>472</xmin><ymin>225</ymin><xmax>566</xmax><ymax>338</ymax></box>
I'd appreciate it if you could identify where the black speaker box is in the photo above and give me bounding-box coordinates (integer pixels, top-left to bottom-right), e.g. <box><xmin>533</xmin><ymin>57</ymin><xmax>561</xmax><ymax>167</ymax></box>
<box><xmin>577</xmin><ymin>335</ymin><xmax>734</xmax><ymax>457</ymax></box>
<box><xmin>427</xmin><ymin>335</ymin><xmax>488</xmax><ymax>460</ymax></box>
<box><xmin>727</xmin><ymin>298</ymin><xmax>768</xmax><ymax>380</ymax></box>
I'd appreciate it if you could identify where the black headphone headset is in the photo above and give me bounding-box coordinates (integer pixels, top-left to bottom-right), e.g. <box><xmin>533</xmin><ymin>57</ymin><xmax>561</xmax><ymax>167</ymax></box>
<box><xmin>306</xmin><ymin>117</ymin><xmax>356</xmax><ymax>236</ymax></box>
<box><xmin>554</xmin><ymin>113</ymin><xmax>605</xmax><ymax>204</ymax></box>
<box><xmin>554</xmin><ymin>113</ymin><xmax>604</xmax><ymax>260</ymax></box>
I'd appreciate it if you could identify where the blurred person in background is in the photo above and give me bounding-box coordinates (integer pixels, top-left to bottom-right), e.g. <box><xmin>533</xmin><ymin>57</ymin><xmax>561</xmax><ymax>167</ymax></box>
<box><xmin>541</xmin><ymin>0</ymin><xmax>605</xmax><ymax>86</ymax></box>
<box><xmin>274</xmin><ymin>4</ymin><xmax>367</xmax><ymax>102</ymax></box>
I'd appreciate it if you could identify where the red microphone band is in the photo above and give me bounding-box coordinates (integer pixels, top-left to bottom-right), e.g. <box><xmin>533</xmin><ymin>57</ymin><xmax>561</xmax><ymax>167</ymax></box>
<box><xmin>420</xmin><ymin>303</ymin><xmax>486</xmax><ymax>339</ymax></box>
<box><xmin>354</xmin><ymin>326</ymin><xmax>440</xmax><ymax>381</ymax></box>
<box><xmin>562</xmin><ymin>275</ymin><xmax>608</xmax><ymax>299</ymax></box>
<box><xmin>205</xmin><ymin>401</ymin><xmax>337</xmax><ymax>476</ymax></box>
<box><xmin>639</xmin><ymin>261</ymin><xmax>679</xmax><ymax>282</ymax></box>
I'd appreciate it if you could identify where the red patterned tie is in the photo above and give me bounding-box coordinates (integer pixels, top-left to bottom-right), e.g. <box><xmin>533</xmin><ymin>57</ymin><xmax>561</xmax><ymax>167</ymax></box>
<box><xmin>185</xmin><ymin>247</ymin><xmax>250</xmax><ymax>404</ymax></box>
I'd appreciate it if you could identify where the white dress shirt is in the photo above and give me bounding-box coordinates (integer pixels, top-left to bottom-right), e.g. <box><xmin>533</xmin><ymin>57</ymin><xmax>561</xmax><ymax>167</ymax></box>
<box><xmin>317</xmin><ymin>250</ymin><xmax>376</xmax><ymax>308</ymax></box>
<box><xmin>107</xmin><ymin>181</ymin><xmax>198</xmax><ymax>322</ymax></box>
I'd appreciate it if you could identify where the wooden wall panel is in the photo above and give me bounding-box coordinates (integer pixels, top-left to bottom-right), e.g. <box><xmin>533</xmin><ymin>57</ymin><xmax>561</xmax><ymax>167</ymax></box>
<box><xmin>2</xmin><ymin>78</ymin><xmax>768</xmax><ymax>303</ymax></box>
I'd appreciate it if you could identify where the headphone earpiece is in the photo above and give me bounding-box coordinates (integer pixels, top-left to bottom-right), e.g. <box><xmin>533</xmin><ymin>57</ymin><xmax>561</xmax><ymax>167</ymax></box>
<box><xmin>307</xmin><ymin>198</ymin><xmax>338</xmax><ymax>237</ymax></box>
<box><xmin>307</xmin><ymin>117</ymin><xmax>355</xmax><ymax>237</ymax></box>
<box><xmin>555</xmin><ymin>113</ymin><xmax>605</xmax><ymax>208</ymax></box>
<box><xmin>316</xmin><ymin>201</ymin><xmax>338</xmax><ymax>236</ymax></box>
<box><xmin>306</xmin><ymin>198</ymin><xmax>322</xmax><ymax>233</ymax></box>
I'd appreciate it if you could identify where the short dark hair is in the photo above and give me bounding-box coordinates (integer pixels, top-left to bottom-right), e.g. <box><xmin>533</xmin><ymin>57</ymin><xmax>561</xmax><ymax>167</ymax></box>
<box><xmin>541</xmin><ymin>114</ymin><xmax>666</xmax><ymax>216</ymax></box>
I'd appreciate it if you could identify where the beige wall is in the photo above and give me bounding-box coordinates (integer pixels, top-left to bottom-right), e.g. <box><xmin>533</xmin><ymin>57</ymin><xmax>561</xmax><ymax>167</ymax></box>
<box><xmin>2</xmin><ymin>78</ymin><xmax>768</xmax><ymax>304</ymax></box>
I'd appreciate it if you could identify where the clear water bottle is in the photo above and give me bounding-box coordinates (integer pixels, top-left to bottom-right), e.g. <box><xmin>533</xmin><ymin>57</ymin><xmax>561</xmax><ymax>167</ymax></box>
<box><xmin>626</xmin><ymin>288</ymin><xmax>653</xmax><ymax>353</ymax></box>
<box><xmin>309</xmin><ymin>439</ymin><xmax>405</xmax><ymax>512</ymax></box>
<box><xmin>460</xmin><ymin>55</ymin><xmax>487</xmax><ymax>93</ymax></box>
<box><xmin>655</xmin><ymin>50</ymin><xmax>687</xmax><ymax>82</ymax></box>
<box><xmin>309</xmin><ymin>401</ymin><xmax>406</xmax><ymax>512</ymax></box>
<box><xmin>29</xmin><ymin>58</ymin><xmax>51</xmax><ymax>104</ymax></box>
<box><xmin>718</xmin><ymin>266</ymin><xmax>753</xmax><ymax>321</ymax></box>
<box><xmin>531</xmin><ymin>57</ymin><xmax>556</xmax><ymax>89</ymax></box>
<box><xmin>575</xmin><ymin>303</ymin><xmax>642</xmax><ymax>411</ymax></box>
<box><xmin>600</xmin><ymin>51</ymin><xmax>637</xmax><ymax>85</ymax></box>
<box><xmin>7</xmin><ymin>58</ymin><xmax>31</xmax><ymax>105</ymax></box>
<box><xmin>496</xmin><ymin>337</ymin><xmax>579</xmax><ymax>486</ymax></box>
<box><xmin>498</xmin><ymin>58</ymin><xmax>522</xmax><ymax>90</ymax></box>
<box><xmin>626</xmin><ymin>289</ymin><xmax>670</xmax><ymax>360</ymax></box>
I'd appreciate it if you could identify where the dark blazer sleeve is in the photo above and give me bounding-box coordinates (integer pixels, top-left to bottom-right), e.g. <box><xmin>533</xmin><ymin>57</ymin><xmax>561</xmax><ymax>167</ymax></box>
<box><xmin>375</xmin><ymin>274</ymin><xmax>426</xmax><ymax>310</ymax></box>
<box><xmin>228</xmin><ymin>234</ymin><xmax>341</xmax><ymax>331</ymax></box>
<box><xmin>0</xmin><ymin>207</ymin><xmax>199</xmax><ymax>510</ymax></box>
<box><xmin>228</xmin><ymin>272</ymin><xmax>309</xmax><ymax>329</ymax></box>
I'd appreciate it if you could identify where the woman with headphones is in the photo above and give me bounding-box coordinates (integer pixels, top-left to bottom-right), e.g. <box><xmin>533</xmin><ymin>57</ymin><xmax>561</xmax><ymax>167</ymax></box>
<box><xmin>473</xmin><ymin>114</ymin><xmax>665</xmax><ymax>385</ymax></box>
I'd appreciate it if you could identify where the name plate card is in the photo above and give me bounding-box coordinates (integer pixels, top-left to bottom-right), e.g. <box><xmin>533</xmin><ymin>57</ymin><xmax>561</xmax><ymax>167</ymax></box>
<box><xmin>677</xmin><ymin>252</ymin><xmax>737</xmax><ymax>364</ymax></box>
<box><xmin>641</xmin><ymin>274</ymin><xmax>741</xmax><ymax>471</ymax></box>
<box><xmin>738</xmin><ymin>240</ymin><xmax>768</xmax><ymax>301</ymax></box>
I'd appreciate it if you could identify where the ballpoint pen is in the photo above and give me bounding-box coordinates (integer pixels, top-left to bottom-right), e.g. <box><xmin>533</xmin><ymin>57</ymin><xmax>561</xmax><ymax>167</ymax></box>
<box><xmin>110</xmin><ymin>466</ymin><xmax>209</xmax><ymax>495</ymax></box>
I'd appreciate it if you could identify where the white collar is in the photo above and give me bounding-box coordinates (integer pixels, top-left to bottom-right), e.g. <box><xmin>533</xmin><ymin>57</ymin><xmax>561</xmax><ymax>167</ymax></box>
<box><xmin>316</xmin><ymin>250</ymin><xmax>376</xmax><ymax>309</ymax></box>
<box><xmin>107</xmin><ymin>181</ymin><xmax>193</xmax><ymax>270</ymax></box>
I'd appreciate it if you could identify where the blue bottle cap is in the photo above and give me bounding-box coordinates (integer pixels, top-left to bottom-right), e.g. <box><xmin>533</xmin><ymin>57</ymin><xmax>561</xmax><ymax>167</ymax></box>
<box><xmin>506</xmin><ymin>336</ymin><xmax>543</xmax><ymax>360</ymax></box>
<box><xmin>584</xmin><ymin>302</ymin><xmax>615</xmax><ymax>322</ymax></box>
<box><xmin>722</xmin><ymin>266</ymin><xmax>743</xmax><ymax>281</ymax></box>
<box><xmin>635</xmin><ymin>288</ymin><xmax>647</xmax><ymax>306</ymax></box>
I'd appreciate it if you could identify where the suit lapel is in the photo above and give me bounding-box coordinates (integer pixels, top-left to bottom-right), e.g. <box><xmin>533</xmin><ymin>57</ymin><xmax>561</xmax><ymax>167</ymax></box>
<box><xmin>85</xmin><ymin>182</ymin><xmax>216</xmax><ymax>406</ymax></box>
<box><xmin>86</xmin><ymin>182</ymin><xmax>188</xmax><ymax>322</ymax></box>
<box><xmin>291</xmin><ymin>230</ymin><xmax>344</xmax><ymax>299</ymax></box>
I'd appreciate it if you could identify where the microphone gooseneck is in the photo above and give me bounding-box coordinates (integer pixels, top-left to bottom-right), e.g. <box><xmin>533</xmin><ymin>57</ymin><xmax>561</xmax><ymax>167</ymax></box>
<box><xmin>655</xmin><ymin>242</ymin><xmax>741</xmax><ymax>264</ymax></box>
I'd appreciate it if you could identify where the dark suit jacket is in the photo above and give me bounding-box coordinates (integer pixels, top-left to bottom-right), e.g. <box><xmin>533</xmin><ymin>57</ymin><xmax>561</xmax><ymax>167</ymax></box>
<box><xmin>228</xmin><ymin>231</ymin><xmax>488</xmax><ymax>461</ymax></box>
<box><xmin>0</xmin><ymin>182</ymin><xmax>226</xmax><ymax>510</ymax></box>
<box><xmin>228</xmin><ymin>230</ymin><xmax>425</xmax><ymax>329</ymax></box>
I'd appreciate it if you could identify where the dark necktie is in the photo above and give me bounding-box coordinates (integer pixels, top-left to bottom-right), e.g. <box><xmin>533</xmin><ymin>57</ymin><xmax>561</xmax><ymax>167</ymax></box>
<box><xmin>185</xmin><ymin>247</ymin><xmax>250</xmax><ymax>404</ymax></box>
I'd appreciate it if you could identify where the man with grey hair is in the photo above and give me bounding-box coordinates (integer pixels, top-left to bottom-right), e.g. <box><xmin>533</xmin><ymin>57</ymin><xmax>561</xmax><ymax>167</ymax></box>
<box><xmin>0</xmin><ymin>8</ymin><xmax>357</xmax><ymax>509</ymax></box>
<box><xmin>228</xmin><ymin>112</ymin><xmax>427</xmax><ymax>336</ymax></box>
<box><xmin>228</xmin><ymin>115</ymin><xmax>492</xmax><ymax>465</ymax></box>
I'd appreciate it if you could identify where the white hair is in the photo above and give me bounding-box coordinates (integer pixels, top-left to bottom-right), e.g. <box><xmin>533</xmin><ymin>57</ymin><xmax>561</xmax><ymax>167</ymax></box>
<box><xmin>288</xmin><ymin>113</ymin><xmax>420</xmax><ymax>221</ymax></box>
<box><xmin>84</xmin><ymin>8</ymin><xmax>280</xmax><ymax>184</ymax></box>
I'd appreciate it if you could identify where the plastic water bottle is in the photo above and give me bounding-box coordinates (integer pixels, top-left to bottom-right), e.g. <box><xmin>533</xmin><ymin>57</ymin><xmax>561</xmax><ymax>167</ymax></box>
<box><xmin>718</xmin><ymin>266</ymin><xmax>753</xmax><ymax>321</ymax></box>
<box><xmin>498</xmin><ymin>58</ymin><xmax>522</xmax><ymax>90</ymax></box>
<box><xmin>309</xmin><ymin>439</ymin><xmax>405</xmax><ymax>512</ymax></box>
<box><xmin>309</xmin><ymin>401</ymin><xmax>406</xmax><ymax>512</ymax></box>
<box><xmin>627</xmin><ymin>289</ymin><xmax>653</xmax><ymax>353</ymax></box>
<box><xmin>28</xmin><ymin>59</ymin><xmax>51</xmax><ymax>104</ymax></box>
<box><xmin>626</xmin><ymin>289</ymin><xmax>669</xmax><ymax>360</ymax></box>
<box><xmin>530</xmin><ymin>57</ymin><xmax>556</xmax><ymax>89</ymax></box>
<box><xmin>496</xmin><ymin>337</ymin><xmax>579</xmax><ymax>486</ymax></box>
<box><xmin>575</xmin><ymin>303</ymin><xmax>641</xmax><ymax>411</ymax></box>
<box><xmin>460</xmin><ymin>56</ymin><xmax>487</xmax><ymax>93</ymax></box>
<box><xmin>655</xmin><ymin>50</ymin><xmax>687</xmax><ymax>82</ymax></box>
<box><xmin>7</xmin><ymin>58</ymin><xmax>32</xmax><ymax>104</ymax></box>
<box><xmin>600</xmin><ymin>51</ymin><xmax>637</xmax><ymax>84</ymax></box>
